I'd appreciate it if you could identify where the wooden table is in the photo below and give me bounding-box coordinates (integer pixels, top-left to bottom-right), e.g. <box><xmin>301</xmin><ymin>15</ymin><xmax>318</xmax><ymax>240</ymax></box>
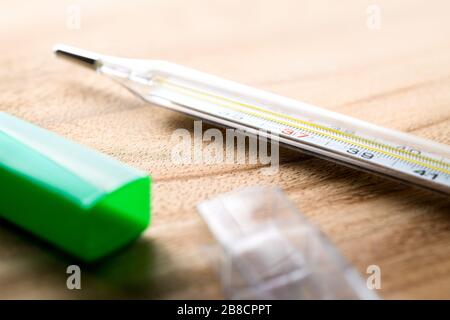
<box><xmin>1</xmin><ymin>0</ymin><xmax>449</xmax><ymax>299</ymax></box>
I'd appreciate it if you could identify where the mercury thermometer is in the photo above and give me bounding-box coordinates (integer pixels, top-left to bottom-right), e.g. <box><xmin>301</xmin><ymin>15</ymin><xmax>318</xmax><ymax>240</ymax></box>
<box><xmin>53</xmin><ymin>44</ymin><xmax>450</xmax><ymax>195</ymax></box>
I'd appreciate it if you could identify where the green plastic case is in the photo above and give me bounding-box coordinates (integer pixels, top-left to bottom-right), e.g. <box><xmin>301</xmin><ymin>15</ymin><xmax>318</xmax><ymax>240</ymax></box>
<box><xmin>0</xmin><ymin>112</ymin><xmax>151</xmax><ymax>262</ymax></box>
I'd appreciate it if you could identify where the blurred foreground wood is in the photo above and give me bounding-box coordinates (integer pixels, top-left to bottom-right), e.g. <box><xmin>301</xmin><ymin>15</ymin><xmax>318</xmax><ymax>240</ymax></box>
<box><xmin>0</xmin><ymin>0</ymin><xmax>449</xmax><ymax>299</ymax></box>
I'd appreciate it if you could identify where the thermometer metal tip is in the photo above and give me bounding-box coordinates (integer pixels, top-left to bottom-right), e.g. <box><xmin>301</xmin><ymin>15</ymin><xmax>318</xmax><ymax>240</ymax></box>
<box><xmin>53</xmin><ymin>44</ymin><xmax>101</xmax><ymax>70</ymax></box>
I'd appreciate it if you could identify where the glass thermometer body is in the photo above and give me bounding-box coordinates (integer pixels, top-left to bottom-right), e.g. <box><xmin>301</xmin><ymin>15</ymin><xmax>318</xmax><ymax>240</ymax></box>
<box><xmin>54</xmin><ymin>44</ymin><xmax>450</xmax><ymax>195</ymax></box>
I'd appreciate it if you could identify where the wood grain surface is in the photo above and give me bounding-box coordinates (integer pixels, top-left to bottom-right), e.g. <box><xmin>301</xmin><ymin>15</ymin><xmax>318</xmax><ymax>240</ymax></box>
<box><xmin>1</xmin><ymin>0</ymin><xmax>450</xmax><ymax>299</ymax></box>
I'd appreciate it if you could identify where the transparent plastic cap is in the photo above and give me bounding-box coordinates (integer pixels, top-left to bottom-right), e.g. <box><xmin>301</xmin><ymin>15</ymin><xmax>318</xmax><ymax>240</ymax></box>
<box><xmin>197</xmin><ymin>186</ymin><xmax>379</xmax><ymax>300</ymax></box>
